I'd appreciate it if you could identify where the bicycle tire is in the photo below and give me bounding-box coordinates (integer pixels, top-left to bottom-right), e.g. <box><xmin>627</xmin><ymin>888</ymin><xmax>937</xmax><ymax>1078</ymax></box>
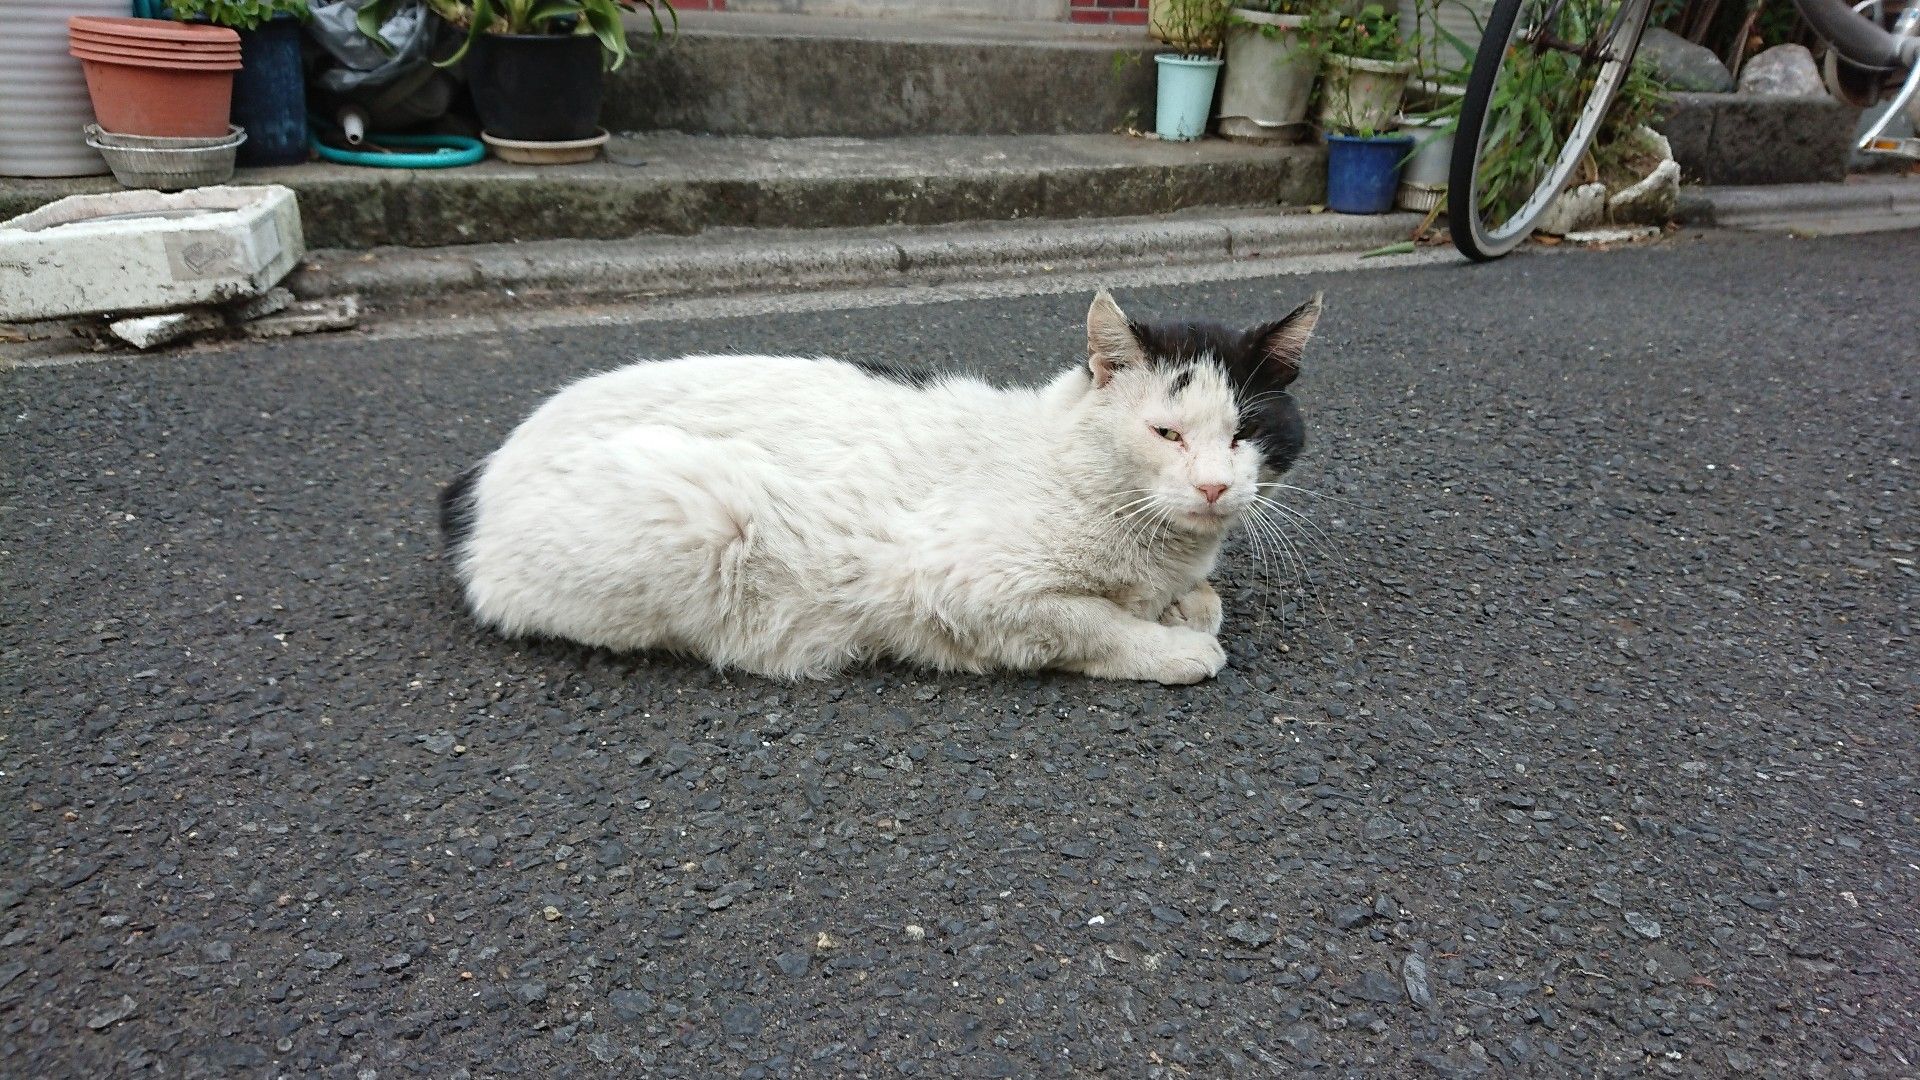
<box><xmin>1449</xmin><ymin>0</ymin><xmax>1654</xmax><ymax>261</ymax></box>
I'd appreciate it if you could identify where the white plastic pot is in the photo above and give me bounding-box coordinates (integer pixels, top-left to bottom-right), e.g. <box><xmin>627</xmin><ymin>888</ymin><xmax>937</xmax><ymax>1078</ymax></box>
<box><xmin>1216</xmin><ymin>9</ymin><xmax>1317</xmax><ymax>143</ymax></box>
<box><xmin>1</xmin><ymin>0</ymin><xmax>126</xmax><ymax>177</ymax></box>
<box><xmin>1394</xmin><ymin>114</ymin><xmax>1454</xmax><ymax>187</ymax></box>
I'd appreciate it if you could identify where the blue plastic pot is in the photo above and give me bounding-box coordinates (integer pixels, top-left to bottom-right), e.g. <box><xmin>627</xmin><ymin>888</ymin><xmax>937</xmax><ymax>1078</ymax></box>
<box><xmin>1154</xmin><ymin>54</ymin><xmax>1223</xmax><ymax>142</ymax></box>
<box><xmin>1325</xmin><ymin>133</ymin><xmax>1413</xmax><ymax>214</ymax></box>
<box><xmin>232</xmin><ymin>16</ymin><xmax>308</xmax><ymax>166</ymax></box>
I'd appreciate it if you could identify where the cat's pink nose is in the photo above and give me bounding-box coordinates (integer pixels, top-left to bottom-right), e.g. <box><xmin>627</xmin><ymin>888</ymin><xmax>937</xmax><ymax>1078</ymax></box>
<box><xmin>1197</xmin><ymin>483</ymin><xmax>1229</xmax><ymax>505</ymax></box>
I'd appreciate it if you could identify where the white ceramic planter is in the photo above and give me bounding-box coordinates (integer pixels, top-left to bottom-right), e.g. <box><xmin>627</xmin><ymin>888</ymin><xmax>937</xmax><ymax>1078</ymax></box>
<box><xmin>1317</xmin><ymin>54</ymin><xmax>1417</xmax><ymax>136</ymax></box>
<box><xmin>1216</xmin><ymin>9</ymin><xmax>1317</xmax><ymax>143</ymax></box>
<box><xmin>0</xmin><ymin>0</ymin><xmax>126</xmax><ymax>177</ymax></box>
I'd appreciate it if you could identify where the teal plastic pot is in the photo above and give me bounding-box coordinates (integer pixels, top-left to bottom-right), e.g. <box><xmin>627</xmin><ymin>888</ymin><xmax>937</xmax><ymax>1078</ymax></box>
<box><xmin>1154</xmin><ymin>54</ymin><xmax>1223</xmax><ymax>141</ymax></box>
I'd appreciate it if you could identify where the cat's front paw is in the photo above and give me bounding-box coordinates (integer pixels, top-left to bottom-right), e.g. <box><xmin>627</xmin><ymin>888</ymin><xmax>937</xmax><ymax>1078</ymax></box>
<box><xmin>1147</xmin><ymin>628</ymin><xmax>1227</xmax><ymax>684</ymax></box>
<box><xmin>1158</xmin><ymin>581</ymin><xmax>1223</xmax><ymax>635</ymax></box>
<box><xmin>1073</xmin><ymin>622</ymin><xmax>1225</xmax><ymax>685</ymax></box>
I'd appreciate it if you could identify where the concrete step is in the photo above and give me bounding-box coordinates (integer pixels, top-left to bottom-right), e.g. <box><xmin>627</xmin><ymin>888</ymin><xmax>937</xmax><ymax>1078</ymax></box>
<box><xmin>287</xmin><ymin>207</ymin><xmax>1427</xmax><ymax>314</ymax></box>
<box><xmin>2</xmin><ymin>133</ymin><xmax>1324</xmax><ymax>250</ymax></box>
<box><xmin>608</xmin><ymin>10</ymin><xmax>1164</xmax><ymax>138</ymax></box>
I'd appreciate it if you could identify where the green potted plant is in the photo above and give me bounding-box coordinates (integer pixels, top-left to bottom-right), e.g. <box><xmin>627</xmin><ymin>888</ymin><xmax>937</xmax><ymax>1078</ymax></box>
<box><xmin>156</xmin><ymin>0</ymin><xmax>312</xmax><ymax>166</ymax></box>
<box><xmin>360</xmin><ymin>0</ymin><xmax>677</xmax><ymax>162</ymax></box>
<box><xmin>1150</xmin><ymin>0</ymin><xmax>1230</xmax><ymax>141</ymax></box>
<box><xmin>1310</xmin><ymin>3</ymin><xmax>1415</xmax><ymax>213</ymax></box>
<box><xmin>1312</xmin><ymin>3</ymin><xmax>1416</xmax><ymax>135</ymax></box>
<box><xmin>1215</xmin><ymin>0</ymin><xmax>1322</xmax><ymax>144</ymax></box>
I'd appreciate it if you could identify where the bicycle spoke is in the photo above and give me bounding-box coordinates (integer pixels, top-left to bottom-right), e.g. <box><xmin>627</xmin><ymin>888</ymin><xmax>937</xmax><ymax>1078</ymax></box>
<box><xmin>1450</xmin><ymin>0</ymin><xmax>1650</xmax><ymax>259</ymax></box>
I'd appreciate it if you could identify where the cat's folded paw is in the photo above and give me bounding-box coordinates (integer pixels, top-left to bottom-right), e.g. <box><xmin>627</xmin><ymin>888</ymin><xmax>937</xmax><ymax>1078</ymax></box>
<box><xmin>1131</xmin><ymin>627</ymin><xmax>1226</xmax><ymax>685</ymax></box>
<box><xmin>1158</xmin><ymin>581</ymin><xmax>1223</xmax><ymax>635</ymax></box>
<box><xmin>1077</xmin><ymin>625</ymin><xmax>1225</xmax><ymax>684</ymax></box>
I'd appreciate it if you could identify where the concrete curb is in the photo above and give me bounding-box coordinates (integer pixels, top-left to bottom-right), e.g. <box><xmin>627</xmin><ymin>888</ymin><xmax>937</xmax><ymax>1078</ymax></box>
<box><xmin>1675</xmin><ymin>175</ymin><xmax>1920</xmax><ymax>225</ymax></box>
<box><xmin>287</xmin><ymin>209</ymin><xmax>1426</xmax><ymax>312</ymax></box>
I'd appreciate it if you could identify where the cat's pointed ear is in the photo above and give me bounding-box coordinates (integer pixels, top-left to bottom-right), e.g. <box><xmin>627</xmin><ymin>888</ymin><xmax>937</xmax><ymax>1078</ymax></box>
<box><xmin>1087</xmin><ymin>289</ymin><xmax>1146</xmax><ymax>388</ymax></box>
<box><xmin>1249</xmin><ymin>291</ymin><xmax>1322</xmax><ymax>388</ymax></box>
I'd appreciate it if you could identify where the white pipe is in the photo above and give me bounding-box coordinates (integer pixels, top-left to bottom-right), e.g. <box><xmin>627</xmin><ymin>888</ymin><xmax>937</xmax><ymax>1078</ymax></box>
<box><xmin>338</xmin><ymin>106</ymin><xmax>368</xmax><ymax>146</ymax></box>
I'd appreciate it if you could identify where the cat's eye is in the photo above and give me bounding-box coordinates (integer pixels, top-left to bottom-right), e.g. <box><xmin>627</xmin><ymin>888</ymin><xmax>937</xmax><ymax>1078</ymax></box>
<box><xmin>1153</xmin><ymin>426</ymin><xmax>1182</xmax><ymax>443</ymax></box>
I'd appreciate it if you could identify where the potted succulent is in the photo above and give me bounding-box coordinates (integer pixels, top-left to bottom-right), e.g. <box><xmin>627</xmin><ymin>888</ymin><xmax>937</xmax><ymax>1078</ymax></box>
<box><xmin>153</xmin><ymin>0</ymin><xmax>313</xmax><ymax>166</ymax></box>
<box><xmin>1215</xmin><ymin>0</ymin><xmax>1322</xmax><ymax>143</ymax></box>
<box><xmin>360</xmin><ymin>0</ymin><xmax>677</xmax><ymax>163</ymax></box>
<box><xmin>1150</xmin><ymin>0</ymin><xmax>1230</xmax><ymax>141</ymax></box>
<box><xmin>1311</xmin><ymin>3</ymin><xmax>1415</xmax><ymax>213</ymax></box>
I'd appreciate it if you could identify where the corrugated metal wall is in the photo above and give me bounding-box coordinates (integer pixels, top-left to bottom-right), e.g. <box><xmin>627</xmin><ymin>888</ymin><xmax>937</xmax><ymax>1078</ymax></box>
<box><xmin>1399</xmin><ymin>0</ymin><xmax>1496</xmax><ymax>78</ymax></box>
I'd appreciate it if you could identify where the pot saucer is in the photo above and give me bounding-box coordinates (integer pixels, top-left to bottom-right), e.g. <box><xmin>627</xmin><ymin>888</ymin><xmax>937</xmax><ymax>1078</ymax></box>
<box><xmin>480</xmin><ymin>128</ymin><xmax>608</xmax><ymax>165</ymax></box>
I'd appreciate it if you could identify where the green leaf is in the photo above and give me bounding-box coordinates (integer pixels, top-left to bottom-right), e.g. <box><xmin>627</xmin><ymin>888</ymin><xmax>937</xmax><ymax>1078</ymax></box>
<box><xmin>356</xmin><ymin>0</ymin><xmax>401</xmax><ymax>51</ymax></box>
<box><xmin>526</xmin><ymin>0</ymin><xmax>582</xmax><ymax>27</ymax></box>
<box><xmin>435</xmin><ymin>0</ymin><xmax>496</xmax><ymax>67</ymax></box>
<box><xmin>580</xmin><ymin>0</ymin><xmax>632</xmax><ymax>69</ymax></box>
<box><xmin>1360</xmin><ymin>241</ymin><xmax>1417</xmax><ymax>257</ymax></box>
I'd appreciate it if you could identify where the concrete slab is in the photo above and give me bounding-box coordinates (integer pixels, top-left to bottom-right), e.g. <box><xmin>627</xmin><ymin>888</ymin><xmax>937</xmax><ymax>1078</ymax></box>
<box><xmin>0</xmin><ymin>185</ymin><xmax>304</xmax><ymax>322</ymax></box>
<box><xmin>1</xmin><ymin>135</ymin><xmax>1324</xmax><ymax>251</ymax></box>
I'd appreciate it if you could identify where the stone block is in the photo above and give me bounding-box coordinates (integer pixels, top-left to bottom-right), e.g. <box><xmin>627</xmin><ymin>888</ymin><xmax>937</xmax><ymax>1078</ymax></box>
<box><xmin>1655</xmin><ymin>93</ymin><xmax>1859</xmax><ymax>185</ymax></box>
<box><xmin>0</xmin><ymin>185</ymin><xmax>304</xmax><ymax>322</ymax></box>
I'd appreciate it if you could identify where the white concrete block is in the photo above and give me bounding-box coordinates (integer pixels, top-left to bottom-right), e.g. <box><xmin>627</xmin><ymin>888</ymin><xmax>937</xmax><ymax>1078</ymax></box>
<box><xmin>240</xmin><ymin>295</ymin><xmax>361</xmax><ymax>339</ymax></box>
<box><xmin>109</xmin><ymin>308</ymin><xmax>227</xmax><ymax>350</ymax></box>
<box><xmin>227</xmin><ymin>286</ymin><xmax>295</xmax><ymax>322</ymax></box>
<box><xmin>0</xmin><ymin>185</ymin><xmax>304</xmax><ymax>322</ymax></box>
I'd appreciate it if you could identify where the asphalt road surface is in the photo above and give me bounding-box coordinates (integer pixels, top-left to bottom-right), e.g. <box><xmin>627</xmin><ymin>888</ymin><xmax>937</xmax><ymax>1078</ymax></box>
<box><xmin>4</xmin><ymin>230</ymin><xmax>1916</xmax><ymax>1080</ymax></box>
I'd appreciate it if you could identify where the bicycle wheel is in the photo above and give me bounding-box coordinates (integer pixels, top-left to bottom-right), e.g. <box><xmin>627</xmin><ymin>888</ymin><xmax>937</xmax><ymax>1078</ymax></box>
<box><xmin>1449</xmin><ymin>0</ymin><xmax>1654</xmax><ymax>261</ymax></box>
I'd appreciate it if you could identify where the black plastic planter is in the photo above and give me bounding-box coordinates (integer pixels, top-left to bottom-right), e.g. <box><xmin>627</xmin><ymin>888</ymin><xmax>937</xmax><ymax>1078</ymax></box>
<box><xmin>467</xmin><ymin>33</ymin><xmax>605</xmax><ymax>142</ymax></box>
<box><xmin>232</xmin><ymin>15</ymin><xmax>308</xmax><ymax>166</ymax></box>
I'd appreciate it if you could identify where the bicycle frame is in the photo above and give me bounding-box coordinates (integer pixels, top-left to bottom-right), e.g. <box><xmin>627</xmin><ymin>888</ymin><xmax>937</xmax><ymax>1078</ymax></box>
<box><xmin>1790</xmin><ymin>0</ymin><xmax>1920</xmax><ymax>155</ymax></box>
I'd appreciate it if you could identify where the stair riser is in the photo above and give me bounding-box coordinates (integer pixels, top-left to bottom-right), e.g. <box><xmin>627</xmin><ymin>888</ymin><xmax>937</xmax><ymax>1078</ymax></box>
<box><xmin>274</xmin><ymin>157</ymin><xmax>1324</xmax><ymax>249</ymax></box>
<box><xmin>607</xmin><ymin>32</ymin><xmax>1163</xmax><ymax>138</ymax></box>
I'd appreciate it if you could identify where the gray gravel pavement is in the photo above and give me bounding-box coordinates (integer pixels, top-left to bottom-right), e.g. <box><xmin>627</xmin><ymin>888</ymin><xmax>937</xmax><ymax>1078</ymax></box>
<box><xmin>3</xmin><ymin>230</ymin><xmax>1916</xmax><ymax>1079</ymax></box>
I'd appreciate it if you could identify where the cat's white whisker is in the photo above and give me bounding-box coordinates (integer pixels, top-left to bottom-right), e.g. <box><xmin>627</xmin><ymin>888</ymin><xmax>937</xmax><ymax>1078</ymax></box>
<box><xmin>1249</xmin><ymin>491</ymin><xmax>1333</xmax><ymax>541</ymax></box>
<box><xmin>1254</xmin><ymin>479</ymin><xmax>1352</xmax><ymax>506</ymax></box>
<box><xmin>1244</xmin><ymin>504</ymin><xmax>1303</xmax><ymax>589</ymax></box>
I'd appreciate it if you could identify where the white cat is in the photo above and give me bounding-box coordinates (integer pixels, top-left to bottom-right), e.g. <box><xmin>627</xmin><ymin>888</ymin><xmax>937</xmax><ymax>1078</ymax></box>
<box><xmin>441</xmin><ymin>289</ymin><xmax>1320</xmax><ymax>684</ymax></box>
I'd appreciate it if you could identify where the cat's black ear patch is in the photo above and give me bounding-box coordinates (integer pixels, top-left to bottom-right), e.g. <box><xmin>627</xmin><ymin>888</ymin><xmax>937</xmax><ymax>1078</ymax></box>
<box><xmin>1246</xmin><ymin>292</ymin><xmax>1323</xmax><ymax>388</ymax></box>
<box><xmin>1087</xmin><ymin>289</ymin><xmax>1147</xmax><ymax>387</ymax></box>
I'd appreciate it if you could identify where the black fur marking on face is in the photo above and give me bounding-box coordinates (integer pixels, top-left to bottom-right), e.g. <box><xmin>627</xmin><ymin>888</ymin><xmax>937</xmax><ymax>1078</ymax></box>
<box><xmin>1127</xmin><ymin>318</ymin><xmax>1310</xmax><ymax>476</ymax></box>
<box><xmin>439</xmin><ymin>463</ymin><xmax>483</xmax><ymax>553</ymax></box>
<box><xmin>1167</xmin><ymin>365</ymin><xmax>1195</xmax><ymax>397</ymax></box>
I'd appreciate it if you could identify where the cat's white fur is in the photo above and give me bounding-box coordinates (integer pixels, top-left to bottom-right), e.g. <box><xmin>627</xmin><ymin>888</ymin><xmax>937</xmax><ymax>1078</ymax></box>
<box><xmin>450</xmin><ymin>290</ymin><xmax>1315</xmax><ymax>683</ymax></box>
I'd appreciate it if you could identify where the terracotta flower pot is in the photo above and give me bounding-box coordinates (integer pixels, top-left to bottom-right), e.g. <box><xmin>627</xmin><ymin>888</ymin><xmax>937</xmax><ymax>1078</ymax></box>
<box><xmin>68</xmin><ymin>17</ymin><xmax>240</xmax><ymax>138</ymax></box>
<box><xmin>71</xmin><ymin>43</ymin><xmax>243</xmax><ymax>67</ymax></box>
<box><xmin>70</xmin><ymin>31</ymin><xmax>245</xmax><ymax>55</ymax></box>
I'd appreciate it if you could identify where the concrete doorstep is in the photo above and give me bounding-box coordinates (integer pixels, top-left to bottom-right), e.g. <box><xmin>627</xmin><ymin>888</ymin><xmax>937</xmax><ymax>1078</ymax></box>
<box><xmin>286</xmin><ymin>208</ymin><xmax>1426</xmax><ymax>315</ymax></box>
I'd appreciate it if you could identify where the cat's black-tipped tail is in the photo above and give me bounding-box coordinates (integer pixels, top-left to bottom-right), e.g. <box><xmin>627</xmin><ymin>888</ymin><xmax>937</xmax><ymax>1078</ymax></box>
<box><xmin>438</xmin><ymin>463</ymin><xmax>482</xmax><ymax>554</ymax></box>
